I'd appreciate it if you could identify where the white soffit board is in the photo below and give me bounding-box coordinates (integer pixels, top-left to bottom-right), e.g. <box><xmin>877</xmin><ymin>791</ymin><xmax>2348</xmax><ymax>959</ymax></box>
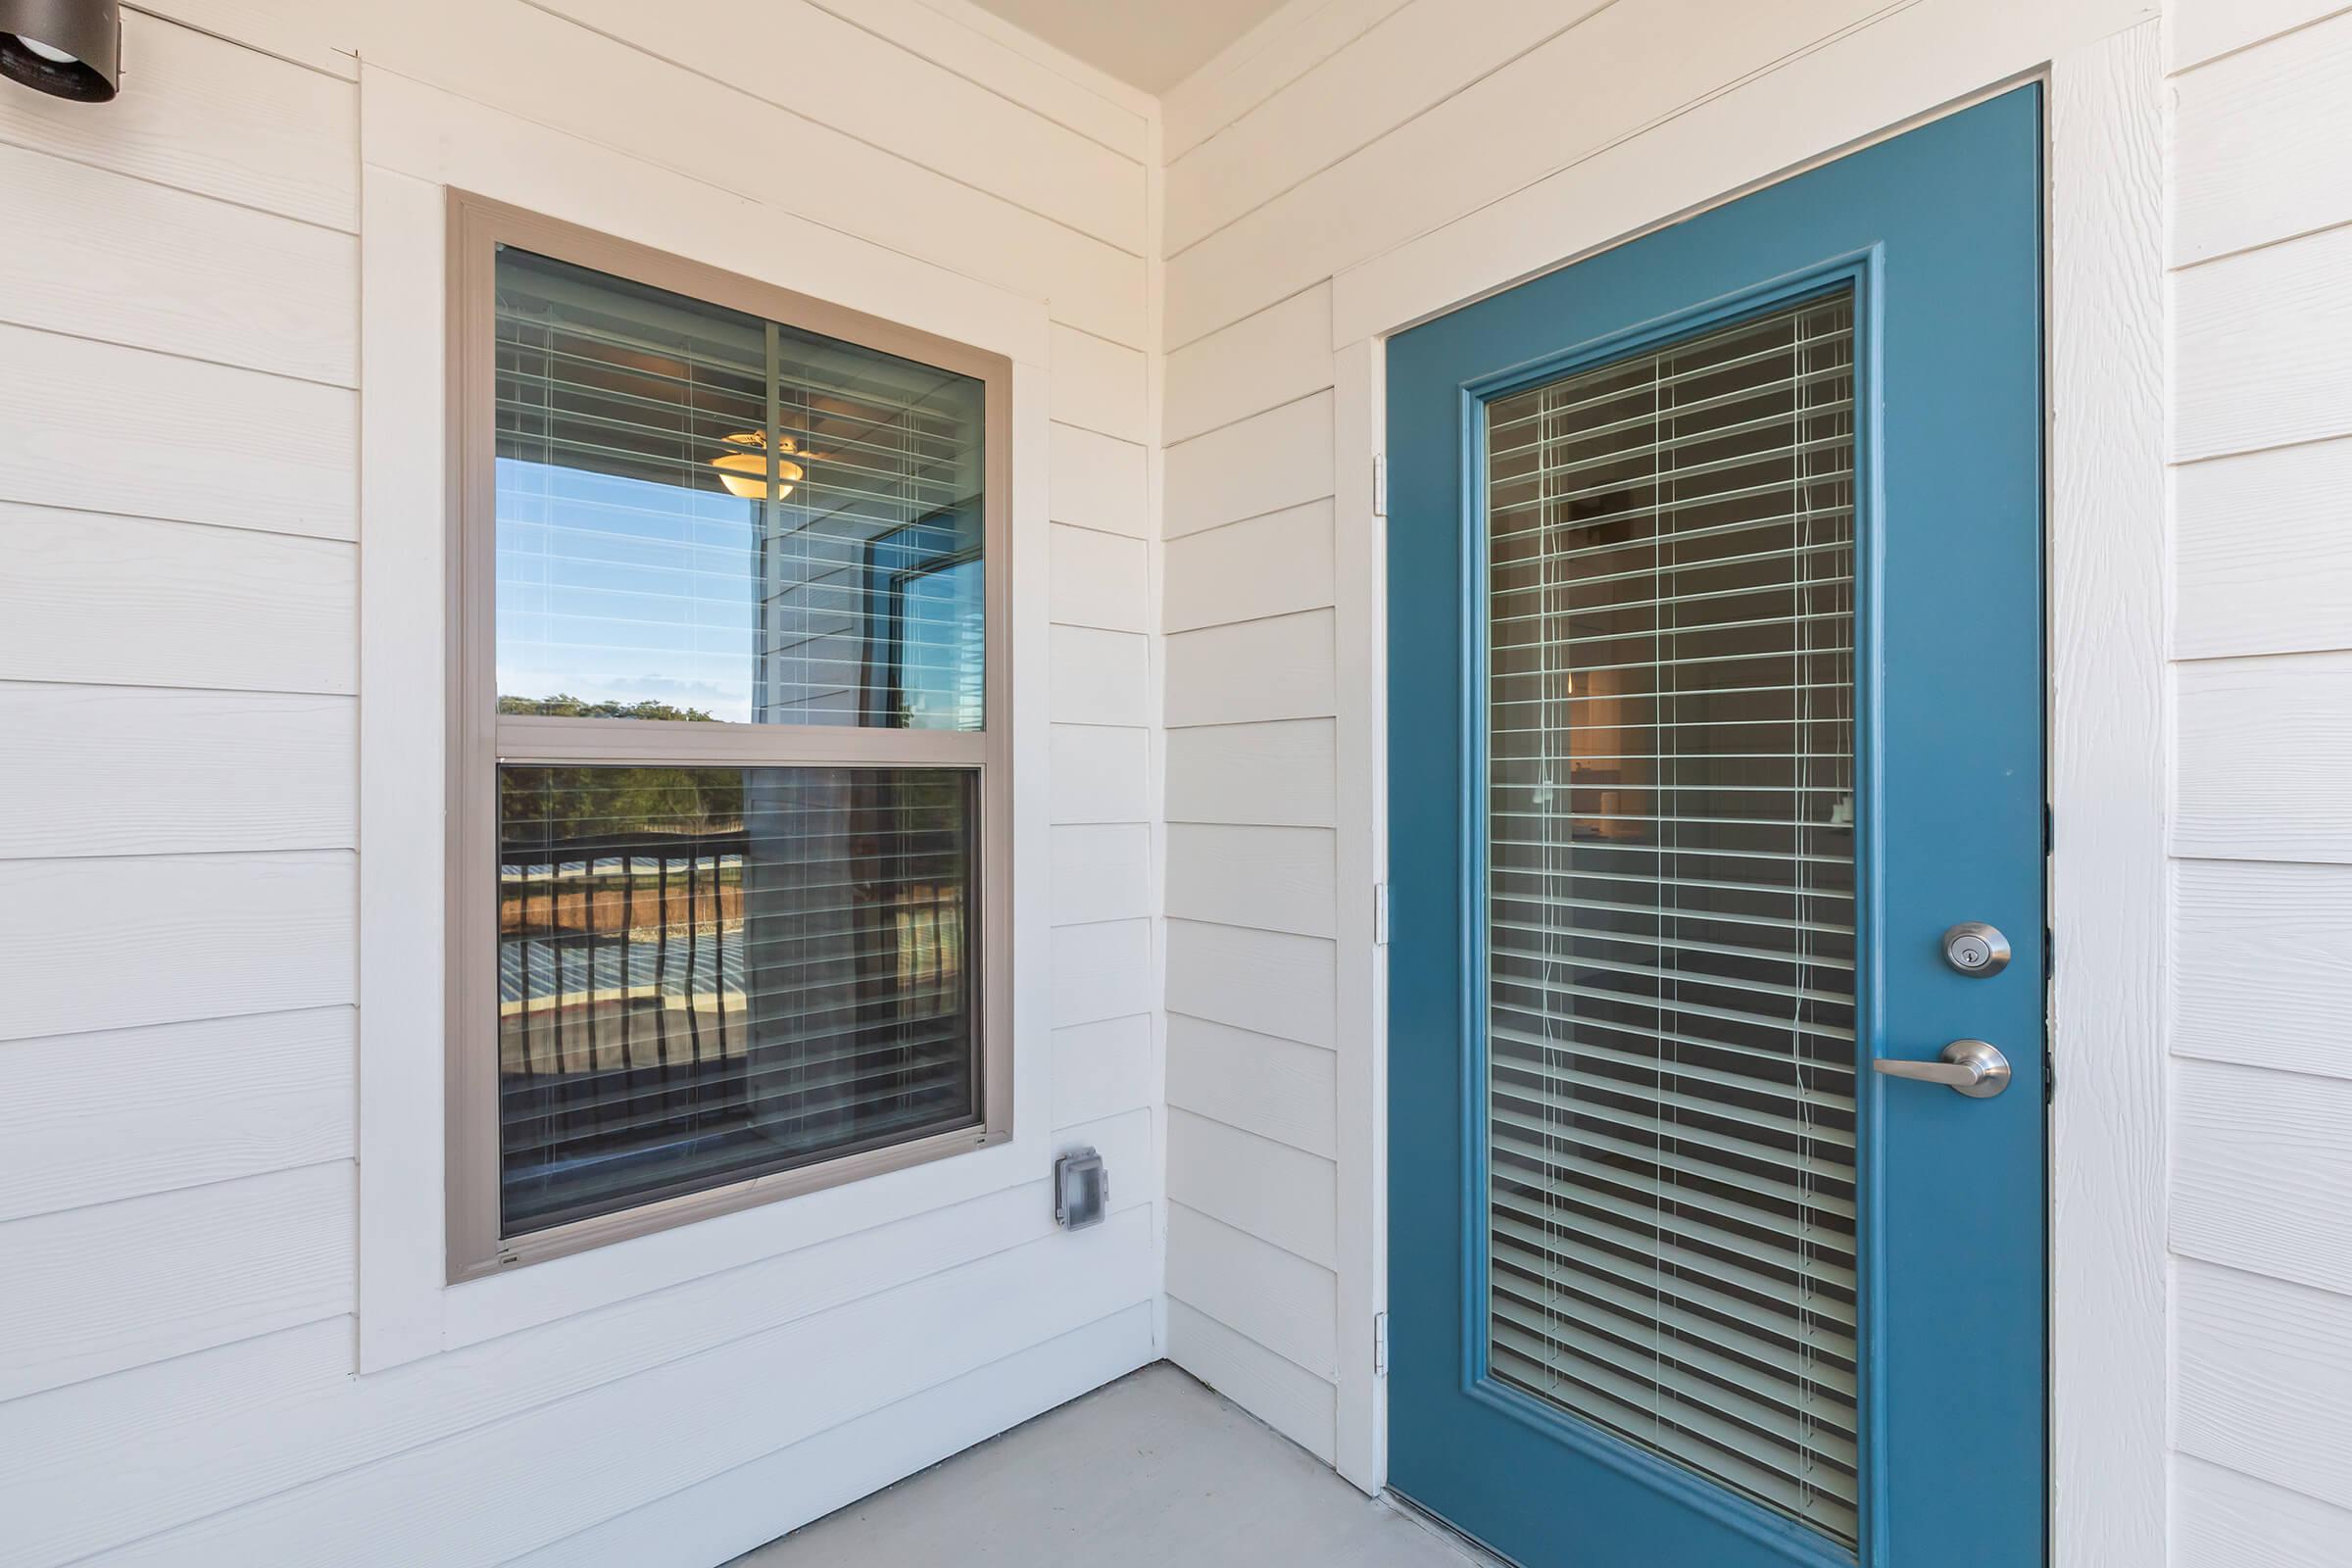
<box><xmin>963</xmin><ymin>0</ymin><xmax>1294</xmax><ymax>93</ymax></box>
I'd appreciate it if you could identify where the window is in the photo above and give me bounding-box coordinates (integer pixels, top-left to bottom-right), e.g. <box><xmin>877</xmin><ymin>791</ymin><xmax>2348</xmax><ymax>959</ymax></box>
<box><xmin>446</xmin><ymin>196</ymin><xmax>1012</xmax><ymax>1279</ymax></box>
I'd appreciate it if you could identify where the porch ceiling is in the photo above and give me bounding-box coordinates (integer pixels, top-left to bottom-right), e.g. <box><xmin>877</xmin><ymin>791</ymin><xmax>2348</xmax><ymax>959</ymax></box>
<box><xmin>962</xmin><ymin>0</ymin><xmax>1292</xmax><ymax>93</ymax></box>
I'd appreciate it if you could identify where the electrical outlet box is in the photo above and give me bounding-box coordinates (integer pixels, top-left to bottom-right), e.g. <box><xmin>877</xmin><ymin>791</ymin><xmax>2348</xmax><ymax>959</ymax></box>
<box><xmin>1054</xmin><ymin>1147</ymin><xmax>1106</xmax><ymax>1231</ymax></box>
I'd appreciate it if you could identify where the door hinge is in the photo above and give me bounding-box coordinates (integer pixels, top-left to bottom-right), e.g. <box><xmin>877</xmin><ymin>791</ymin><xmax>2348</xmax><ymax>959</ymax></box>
<box><xmin>1372</xmin><ymin>454</ymin><xmax>1388</xmax><ymax>516</ymax></box>
<box><xmin>2043</xmin><ymin>1051</ymin><xmax>2055</xmax><ymax>1104</ymax></box>
<box><xmin>1373</xmin><ymin>1310</ymin><xmax>1390</xmax><ymax>1376</ymax></box>
<box><xmin>1373</xmin><ymin>882</ymin><xmax>1391</xmax><ymax>946</ymax></box>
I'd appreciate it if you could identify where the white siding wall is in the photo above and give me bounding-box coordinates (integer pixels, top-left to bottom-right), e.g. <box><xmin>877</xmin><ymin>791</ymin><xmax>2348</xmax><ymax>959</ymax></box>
<box><xmin>1160</xmin><ymin>283</ymin><xmax>1347</xmax><ymax>1461</ymax></box>
<box><xmin>1146</xmin><ymin>2</ymin><xmax>2250</xmax><ymax>1557</ymax></box>
<box><xmin>0</xmin><ymin>4</ymin><xmax>1160</xmax><ymax>1564</ymax></box>
<box><xmin>2169</xmin><ymin>3</ymin><xmax>2352</xmax><ymax>1559</ymax></box>
<box><xmin>11</xmin><ymin>2</ymin><xmax>2352</xmax><ymax>1560</ymax></box>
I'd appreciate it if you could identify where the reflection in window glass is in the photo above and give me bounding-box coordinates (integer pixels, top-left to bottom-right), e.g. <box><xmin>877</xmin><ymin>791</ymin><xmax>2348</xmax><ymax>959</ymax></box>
<box><xmin>493</xmin><ymin>247</ymin><xmax>987</xmax><ymax>729</ymax></box>
<box><xmin>497</xmin><ymin>764</ymin><xmax>980</xmax><ymax>1235</ymax></box>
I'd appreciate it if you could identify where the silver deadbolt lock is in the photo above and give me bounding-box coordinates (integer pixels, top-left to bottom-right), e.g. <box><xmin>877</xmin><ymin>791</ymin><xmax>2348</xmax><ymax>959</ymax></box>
<box><xmin>1940</xmin><ymin>921</ymin><xmax>2011</xmax><ymax>977</ymax></box>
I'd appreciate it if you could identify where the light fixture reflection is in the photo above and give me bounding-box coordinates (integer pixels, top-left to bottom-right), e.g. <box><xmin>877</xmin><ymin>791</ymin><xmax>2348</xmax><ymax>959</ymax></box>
<box><xmin>710</xmin><ymin>430</ymin><xmax>804</xmax><ymax>502</ymax></box>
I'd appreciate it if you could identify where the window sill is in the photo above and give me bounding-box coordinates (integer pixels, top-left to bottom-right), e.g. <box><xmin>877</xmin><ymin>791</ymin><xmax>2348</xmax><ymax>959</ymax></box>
<box><xmin>452</xmin><ymin>1121</ymin><xmax>1015</xmax><ymax>1284</ymax></box>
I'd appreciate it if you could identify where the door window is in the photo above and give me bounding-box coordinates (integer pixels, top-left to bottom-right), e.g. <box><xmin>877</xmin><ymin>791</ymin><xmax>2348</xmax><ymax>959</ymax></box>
<box><xmin>1483</xmin><ymin>292</ymin><xmax>1860</xmax><ymax>1544</ymax></box>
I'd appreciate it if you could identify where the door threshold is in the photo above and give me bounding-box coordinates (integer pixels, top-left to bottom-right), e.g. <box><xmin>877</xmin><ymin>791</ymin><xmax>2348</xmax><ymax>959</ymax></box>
<box><xmin>1386</xmin><ymin>1489</ymin><xmax>1524</xmax><ymax>1568</ymax></box>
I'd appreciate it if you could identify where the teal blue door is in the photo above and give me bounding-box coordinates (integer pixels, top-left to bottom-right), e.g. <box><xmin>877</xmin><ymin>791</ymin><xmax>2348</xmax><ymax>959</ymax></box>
<box><xmin>1386</xmin><ymin>89</ymin><xmax>2044</xmax><ymax>1568</ymax></box>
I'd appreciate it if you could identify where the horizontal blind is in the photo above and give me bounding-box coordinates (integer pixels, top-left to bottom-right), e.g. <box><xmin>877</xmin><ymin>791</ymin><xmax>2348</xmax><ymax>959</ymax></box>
<box><xmin>496</xmin><ymin>764</ymin><xmax>978</xmax><ymax>1236</ymax></box>
<box><xmin>1484</xmin><ymin>293</ymin><xmax>1859</xmax><ymax>1545</ymax></box>
<box><xmin>494</xmin><ymin>245</ymin><xmax>986</xmax><ymax>730</ymax></box>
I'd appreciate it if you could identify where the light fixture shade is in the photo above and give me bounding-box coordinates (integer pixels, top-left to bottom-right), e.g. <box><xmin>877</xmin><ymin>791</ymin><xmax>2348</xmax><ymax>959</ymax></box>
<box><xmin>710</xmin><ymin>431</ymin><xmax>804</xmax><ymax>502</ymax></box>
<box><xmin>0</xmin><ymin>0</ymin><xmax>119</xmax><ymax>102</ymax></box>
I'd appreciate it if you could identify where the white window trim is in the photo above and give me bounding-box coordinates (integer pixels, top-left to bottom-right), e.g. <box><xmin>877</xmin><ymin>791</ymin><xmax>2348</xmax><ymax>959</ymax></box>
<box><xmin>355</xmin><ymin>72</ymin><xmax>1055</xmax><ymax>1371</ymax></box>
<box><xmin>1324</xmin><ymin>21</ymin><xmax>2169</xmax><ymax>1567</ymax></box>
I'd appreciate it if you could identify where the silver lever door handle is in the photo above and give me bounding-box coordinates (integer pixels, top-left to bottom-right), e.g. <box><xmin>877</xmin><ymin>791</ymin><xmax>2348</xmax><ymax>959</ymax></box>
<box><xmin>1872</xmin><ymin>1039</ymin><xmax>2011</xmax><ymax>1099</ymax></box>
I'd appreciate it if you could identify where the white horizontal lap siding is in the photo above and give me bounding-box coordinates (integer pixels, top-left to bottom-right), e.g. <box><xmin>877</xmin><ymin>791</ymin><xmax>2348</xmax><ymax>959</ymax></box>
<box><xmin>0</xmin><ymin>1008</ymin><xmax>354</xmax><ymax>1224</ymax></box>
<box><xmin>84</xmin><ymin>1210</ymin><xmax>1157</xmax><ymax>1568</ymax></box>
<box><xmin>1157</xmin><ymin>298</ymin><xmax>1347</xmax><ymax>1431</ymax></box>
<box><xmin>1044</xmin><ymin>393</ymin><xmax>1152</xmax><ymax>1174</ymax></box>
<box><xmin>1168</xmin><ymin>1107</ymin><xmax>1338</xmax><ymax>1268</ymax></box>
<box><xmin>1051</xmin><ymin>624</ymin><xmax>1152</xmax><ymax>726</ymax></box>
<box><xmin>1051</xmin><ymin>324</ymin><xmax>1152</xmax><ymax>443</ymax></box>
<box><xmin>1166</xmin><ymin>717</ymin><xmax>1338</xmax><ymax>827</ymax></box>
<box><xmin>1044</xmin><ymin>395</ymin><xmax>1155</xmax><ymax>1159</ymax></box>
<box><xmin>0</xmin><ymin>1147</ymin><xmax>1152</xmax><ymax>1566</ymax></box>
<box><xmin>0</xmin><ymin>1164</ymin><xmax>354</xmax><ymax>1402</ymax></box>
<box><xmin>0</xmin><ymin>10</ymin><xmax>358</xmax><ymax>226</ymax></box>
<box><xmin>1167</xmin><ymin>1201</ymin><xmax>1338</xmax><ymax>1379</ymax></box>
<box><xmin>1160</xmin><ymin>0</ymin><xmax>1414</xmax><ymax>162</ymax></box>
<box><xmin>1160</xmin><ymin>0</ymin><xmax>1916</xmax><ymax>348</ymax></box>
<box><xmin>2173</xmin><ymin>860</ymin><xmax>2352</xmax><ymax>1082</ymax></box>
<box><xmin>534</xmin><ymin>0</ymin><xmax>1146</xmax><ymax>253</ymax></box>
<box><xmin>1161</xmin><ymin>0</ymin><xmax>1614</xmax><ymax>256</ymax></box>
<box><xmin>0</xmin><ymin>683</ymin><xmax>354</xmax><ymax>858</ymax></box>
<box><xmin>2175</xmin><ymin>1262</ymin><xmax>2352</xmax><ymax>1517</ymax></box>
<box><xmin>2170</xmin><ymin>0</ymin><xmax>2350</xmax><ymax>73</ymax></box>
<box><xmin>1163</xmin><ymin>284</ymin><xmax>1335</xmax><ymax>445</ymax></box>
<box><xmin>794</xmin><ymin>0</ymin><xmax>1149</xmax><ymax>162</ymax></box>
<box><xmin>1167</xmin><ymin>1014</ymin><xmax>1339</xmax><ymax>1160</ymax></box>
<box><xmin>0</xmin><ymin>324</ymin><xmax>355</xmax><ymax>540</ymax></box>
<box><xmin>2174</xmin><ymin>1060</ymin><xmax>2352</xmax><ymax>1298</ymax></box>
<box><xmin>2171</xmin><ymin>8</ymin><xmax>2352</xmax><ymax>267</ymax></box>
<box><xmin>1050</xmin><ymin>523</ymin><xmax>1151</xmax><ymax>632</ymax></box>
<box><xmin>1053</xmin><ymin>722</ymin><xmax>1153</xmax><ymax>821</ymax></box>
<box><xmin>1163</xmin><ymin>391</ymin><xmax>1336</xmax><ymax>536</ymax></box>
<box><xmin>0</xmin><ymin>851</ymin><xmax>356</xmax><ymax>1044</ymax></box>
<box><xmin>0</xmin><ymin>504</ymin><xmax>355</xmax><ymax>694</ymax></box>
<box><xmin>1052</xmin><ymin>824</ymin><xmax>1152</xmax><ymax>926</ymax></box>
<box><xmin>2176</xmin><ymin>654</ymin><xmax>2352</xmax><ymax>862</ymax></box>
<box><xmin>0</xmin><ymin>24</ymin><xmax>364</xmax><ymax>1499</ymax></box>
<box><xmin>2175</xmin><ymin>440</ymin><xmax>2352</xmax><ymax>660</ymax></box>
<box><xmin>0</xmin><ymin>4</ymin><xmax>1162</xmax><ymax>1567</ymax></box>
<box><xmin>119</xmin><ymin>0</ymin><xmax>359</xmax><ymax>78</ymax></box>
<box><xmin>1054</xmin><ymin>1013</ymin><xmax>1155</xmax><ymax>1128</ymax></box>
<box><xmin>0</xmin><ymin>139</ymin><xmax>355</xmax><ymax>385</ymax></box>
<box><xmin>2176</xmin><ymin>1455</ymin><xmax>2352</xmax><ymax>1568</ymax></box>
<box><xmin>2175</xmin><ymin>223</ymin><xmax>2352</xmax><ymax>462</ymax></box>
<box><xmin>1046</xmin><ymin>513</ymin><xmax>1153</xmax><ymax>1177</ymax></box>
<box><xmin>1164</xmin><ymin>1296</ymin><xmax>1339</xmax><ymax>1460</ymax></box>
<box><xmin>2169</xmin><ymin>8</ymin><xmax>2352</xmax><ymax>1557</ymax></box>
<box><xmin>506</xmin><ymin>1305</ymin><xmax>1158</xmax><ymax>1568</ymax></box>
<box><xmin>354</xmin><ymin>0</ymin><xmax>1147</xmax><ymax>345</ymax></box>
<box><xmin>1163</xmin><ymin>501</ymin><xmax>1335</xmax><ymax>632</ymax></box>
<box><xmin>1167</xmin><ymin>824</ymin><xmax>1339</xmax><ymax>940</ymax></box>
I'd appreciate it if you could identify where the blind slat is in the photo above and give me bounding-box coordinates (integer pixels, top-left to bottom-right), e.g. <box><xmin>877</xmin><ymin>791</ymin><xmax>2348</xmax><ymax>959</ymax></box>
<box><xmin>1490</xmin><ymin>1194</ymin><xmax>1856</xmax><ymax>1347</ymax></box>
<box><xmin>1489</xmin><ymin>1159</ymin><xmax>1858</xmax><ymax>1300</ymax></box>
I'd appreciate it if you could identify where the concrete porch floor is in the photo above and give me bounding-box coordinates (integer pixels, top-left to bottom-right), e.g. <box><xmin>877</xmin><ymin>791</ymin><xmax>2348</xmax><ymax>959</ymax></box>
<box><xmin>731</xmin><ymin>1362</ymin><xmax>1498</xmax><ymax>1567</ymax></box>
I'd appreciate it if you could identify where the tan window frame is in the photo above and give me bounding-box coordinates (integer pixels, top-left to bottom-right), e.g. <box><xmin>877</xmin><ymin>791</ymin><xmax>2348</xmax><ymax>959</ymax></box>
<box><xmin>444</xmin><ymin>191</ymin><xmax>1015</xmax><ymax>1283</ymax></box>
